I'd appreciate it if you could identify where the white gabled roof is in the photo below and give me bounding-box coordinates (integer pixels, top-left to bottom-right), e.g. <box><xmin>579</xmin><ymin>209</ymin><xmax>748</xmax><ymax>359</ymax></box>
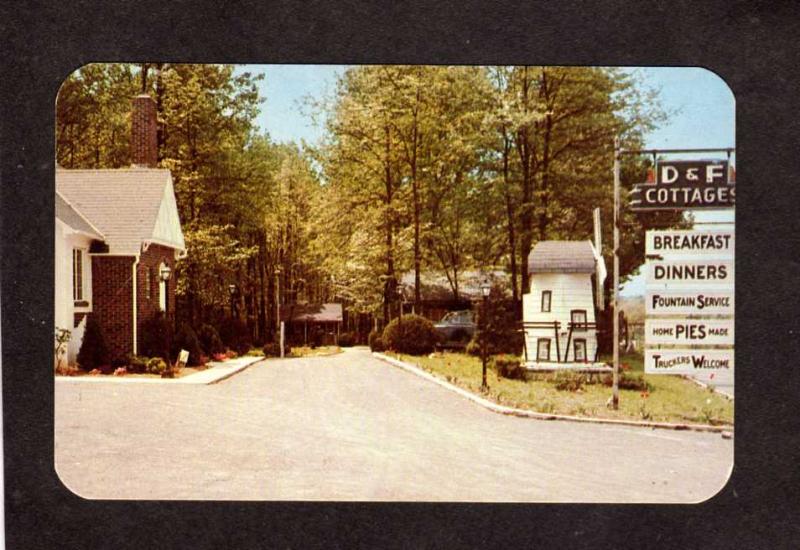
<box><xmin>56</xmin><ymin>168</ymin><xmax>185</xmax><ymax>255</ymax></box>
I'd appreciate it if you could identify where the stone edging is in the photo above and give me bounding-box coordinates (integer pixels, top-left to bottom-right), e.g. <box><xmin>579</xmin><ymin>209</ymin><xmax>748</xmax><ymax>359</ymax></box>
<box><xmin>373</xmin><ymin>352</ymin><xmax>732</xmax><ymax>434</ymax></box>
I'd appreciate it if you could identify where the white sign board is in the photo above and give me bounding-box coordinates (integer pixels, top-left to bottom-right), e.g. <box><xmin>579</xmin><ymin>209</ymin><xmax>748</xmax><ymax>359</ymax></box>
<box><xmin>646</xmin><ymin>229</ymin><xmax>734</xmax><ymax>258</ymax></box>
<box><xmin>646</xmin><ymin>260</ymin><xmax>734</xmax><ymax>287</ymax></box>
<box><xmin>645</xmin><ymin>318</ymin><xmax>734</xmax><ymax>346</ymax></box>
<box><xmin>645</xmin><ymin>349</ymin><xmax>734</xmax><ymax>375</ymax></box>
<box><xmin>646</xmin><ymin>290</ymin><xmax>735</xmax><ymax>316</ymax></box>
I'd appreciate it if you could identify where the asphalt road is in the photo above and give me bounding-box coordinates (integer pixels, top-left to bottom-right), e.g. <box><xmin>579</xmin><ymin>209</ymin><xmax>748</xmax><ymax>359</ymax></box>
<box><xmin>55</xmin><ymin>348</ymin><xmax>733</xmax><ymax>502</ymax></box>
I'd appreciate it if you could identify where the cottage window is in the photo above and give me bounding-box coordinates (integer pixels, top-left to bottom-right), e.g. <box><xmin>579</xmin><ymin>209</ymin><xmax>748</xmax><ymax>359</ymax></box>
<box><xmin>571</xmin><ymin>309</ymin><xmax>587</xmax><ymax>330</ymax></box>
<box><xmin>72</xmin><ymin>248</ymin><xmax>84</xmax><ymax>302</ymax></box>
<box><xmin>537</xmin><ymin>338</ymin><xmax>551</xmax><ymax>361</ymax></box>
<box><xmin>541</xmin><ymin>290</ymin><xmax>551</xmax><ymax>312</ymax></box>
<box><xmin>574</xmin><ymin>339</ymin><xmax>587</xmax><ymax>362</ymax></box>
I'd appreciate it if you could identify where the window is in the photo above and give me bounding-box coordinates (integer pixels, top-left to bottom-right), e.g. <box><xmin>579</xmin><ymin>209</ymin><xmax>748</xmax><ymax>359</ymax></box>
<box><xmin>574</xmin><ymin>339</ymin><xmax>587</xmax><ymax>362</ymax></box>
<box><xmin>72</xmin><ymin>248</ymin><xmax>84</xmax><ymax>301</ymax></box>
<box><xmin>145</xmin><ymin>268</ymin><xmax>152</xmax><ymax>300</ymax></box>
<box><xmin>571</xmin><ymin>309</ymin><xmax>587</xmax><ymax>330</ymax></box>
<box><xmin>537</xmin><ymin>338</ymin><xmax>551</xmax><ymax>361</ymax></box>
<box><xmin>541</xmin><ymin>290</ymin><xmax>551</xmax><ymax>312</ymax></box>
<box><xmin>159</xmin><ymin>278</ymin><xmax>167</xmax><ymax>312</ymax></box>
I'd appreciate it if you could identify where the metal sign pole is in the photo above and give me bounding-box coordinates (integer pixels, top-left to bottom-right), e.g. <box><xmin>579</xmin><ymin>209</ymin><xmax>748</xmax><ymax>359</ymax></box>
<box><xmin>612</xmin><ymin>137</ymin><xmax>621</xmax><ymax>410</ymax></box>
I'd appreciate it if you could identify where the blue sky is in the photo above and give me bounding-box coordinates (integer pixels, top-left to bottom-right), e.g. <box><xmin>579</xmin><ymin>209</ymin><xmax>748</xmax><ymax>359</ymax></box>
<box><xmin>239</xmin><ymin>65</ymin><xmax>735</xmax><ymax>296</ymax></box>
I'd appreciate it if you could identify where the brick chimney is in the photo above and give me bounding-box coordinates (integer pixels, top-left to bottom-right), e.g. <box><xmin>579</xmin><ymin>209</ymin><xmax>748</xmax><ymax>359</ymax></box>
<box><xmin>131</xmin><ymin>94</ymin><xmax>158</xmax><ymax>168</ymax></box>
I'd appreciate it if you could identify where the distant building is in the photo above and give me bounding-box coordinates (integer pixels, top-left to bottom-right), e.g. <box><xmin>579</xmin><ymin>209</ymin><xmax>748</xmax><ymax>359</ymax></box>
<box><xmin>55</xmin><ymin>95</ymin><xmax>186</xmax><ymax>364</ymax></box>
<box><xmin>521</xmin><ymin>241</ymin><xmax>607</xmax><ymax>368</ymax></box>
<box><xmin>280</xmin><ymin>303</ymin><xmax>343</xmax><ymax>346</ymax></box>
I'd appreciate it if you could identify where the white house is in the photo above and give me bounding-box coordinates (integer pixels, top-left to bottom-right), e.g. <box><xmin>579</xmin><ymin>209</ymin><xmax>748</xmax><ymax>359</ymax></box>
<box><xmin>521</xmin><ymin>240</ymin><xmax>607</xmax><ymax>368</ymax></box>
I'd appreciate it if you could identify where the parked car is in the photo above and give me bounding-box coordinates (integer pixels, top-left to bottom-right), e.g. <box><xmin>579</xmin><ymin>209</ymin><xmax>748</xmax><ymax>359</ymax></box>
<box><xmin>434</xmin><ymin>310</ymin><xmax>476</xmax><ymax>346</ymax></box>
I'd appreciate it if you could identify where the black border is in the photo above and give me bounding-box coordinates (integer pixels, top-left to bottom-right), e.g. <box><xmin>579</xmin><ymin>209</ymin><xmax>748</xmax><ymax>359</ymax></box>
<box><xmin>3</xmin><ymin>1</ymin><xmax>800</xmax><ymax>548</ymax></box>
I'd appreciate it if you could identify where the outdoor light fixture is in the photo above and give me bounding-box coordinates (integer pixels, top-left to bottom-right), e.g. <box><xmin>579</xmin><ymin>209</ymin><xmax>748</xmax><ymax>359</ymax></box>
<box><xmin>480</xmin><ymin>279</ymin><xmax>491</xmax><ymax>297</ymax></box>
<box><xmin>159</xmin><ymin>264</ymin><xmax>172</xmax><ymax>282</ymax></box>
<box><xmin>228</xmin><ymin>284</ymin><xmax>237</xmax><ymax>296</ymax></box>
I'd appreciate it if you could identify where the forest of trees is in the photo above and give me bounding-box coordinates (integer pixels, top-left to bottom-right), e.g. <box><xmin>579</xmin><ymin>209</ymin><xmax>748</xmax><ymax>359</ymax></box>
<box><xmin>56</xmin><ymin>63</ymin><xmax>682</xmax><ymax>342</ymax></box>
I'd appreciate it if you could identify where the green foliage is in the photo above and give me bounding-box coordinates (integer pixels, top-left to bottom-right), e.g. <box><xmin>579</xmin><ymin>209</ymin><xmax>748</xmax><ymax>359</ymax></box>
<box><xmin>465</xmin><ymin>338</ymin><xmax>481</xmax><ymax>357</ymax></box>
<box><xmin>382</xmin><ymin>314</ymin><xmax>438</xmax><ymax>355</ymax></box>
<box><xmin>126</xmin><ymin>354</ymin><xmax>150</xmax><ymax>374</ymax></box>
<box><xmin>173</xmin><ymin>323</ymin><xmax>204</xmax><ymax>366</ymax></box>
<box><xmin>77</xmin><ymin>317</ymin><xmax>110</xmax><ymax>372</ymax></box>
<box><xmin>262</xmin><ymin>342</ymin><xmax>289</xmax><ymax>357</ymax></box>
<box><xmin>218</xmin><ymin>317</ymin><xmax>252</xmax><ymax>355</ymax></box>
<box><xmin>337</xmin><ymin>332</ymin><xmax>356</xmax><ymax>347</ymax></box>
<box><xmin>491</xmin><ymin>354</ymin><xmax>526</xmax><ymax>380</ymax></box>
<box><xmin>146</xmin><ymin>357</ymin><xmax>167</xmax><ymax>375</ymax></box>
<box><xmin>198</xmin><ymin>324</ymin><xmax>225</xmax><ymax>355</ymax></box>
<box><xmin>552</xmin><ymin>371</ymin><xmax>586</xmax><ymax>392</ymax></box>
<box><xmin>139</xmin><ymin>312</ymin><xmax>173</xmax><ymax>361</ymax></box>
<box><xmin>601</xmin><ymin>372</ymin><xmax>651</xmax><ymax>392</ymax></box>
<box><xmin>368</xmin><ymin>331</ymin><xmax>385</xmax><ymax>352</ymax></box>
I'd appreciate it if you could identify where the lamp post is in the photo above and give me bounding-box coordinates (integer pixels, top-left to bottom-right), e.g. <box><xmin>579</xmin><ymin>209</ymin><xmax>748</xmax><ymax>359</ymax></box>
<box><xmin>228</xmin><ymin>283</ymin><xmax>237</xmax><ymax>319</ymax></box>
<box><xmin>480</xmin><ymin>279</ymin><xmax>491</xmax><ymax>391</ymax></box>
<box><xmin>396</xmin><ymin>283</ymin><xmax>404</xmax><ymax>332</ymax></box>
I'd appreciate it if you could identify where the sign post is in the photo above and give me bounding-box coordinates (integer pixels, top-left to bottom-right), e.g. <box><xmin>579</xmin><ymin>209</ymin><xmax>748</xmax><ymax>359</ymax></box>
<box><xmin>612</xmin><ymin>138</ymin><xmax>620</xmax><ymax>410</ymax></box>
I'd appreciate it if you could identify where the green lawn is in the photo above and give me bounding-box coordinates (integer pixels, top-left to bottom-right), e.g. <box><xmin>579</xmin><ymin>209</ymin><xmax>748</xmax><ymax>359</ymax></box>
<box><xmin>389</xmin><ymin>351</ymin><xmax>733</xmax><ymax>426</ymax></box>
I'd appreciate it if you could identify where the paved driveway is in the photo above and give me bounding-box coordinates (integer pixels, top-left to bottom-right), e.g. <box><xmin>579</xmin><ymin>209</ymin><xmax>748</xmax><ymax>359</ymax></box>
<box><xmin>55</xmin><ymin>348</ymin><xmax>733</xmax><ymax>502</ymax></box>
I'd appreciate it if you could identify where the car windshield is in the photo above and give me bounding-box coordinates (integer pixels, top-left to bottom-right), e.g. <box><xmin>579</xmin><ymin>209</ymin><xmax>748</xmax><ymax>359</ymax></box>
<box><xmin>441</xmin><ymin>311</ymin><xmax>471</xmax><ymax>324</ymax></box>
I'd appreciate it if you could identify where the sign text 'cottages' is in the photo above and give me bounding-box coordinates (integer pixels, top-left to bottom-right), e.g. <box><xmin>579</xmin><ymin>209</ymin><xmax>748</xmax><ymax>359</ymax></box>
<box><xmin>630</xmin><ymin>160</ymin><xmax>735</xmax><ymax>211</ymax></box>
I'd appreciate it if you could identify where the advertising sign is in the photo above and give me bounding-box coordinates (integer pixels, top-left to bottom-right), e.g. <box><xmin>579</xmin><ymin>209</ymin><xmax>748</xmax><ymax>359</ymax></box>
<box><xmin>645</xmin><ymin>290</ymin><xmax>735</xmax><ymax>316</ymax></box>
<box><xmin>646</xmin><ymin>259</ymin><xmax>734</xmax><ymax>287</ymax></box>
<box><xmin>646</xmin><ymin>229</ymin><xmax>734</xmax><ymax>258</ymax></box>
<box><xmin>644</xmin><ymin>349</ymin><xmax>734</xmax><ymax>375</ymax></box>
<box><xmin>645</xmin><ymin>318</ymin><xmax>734</xmax><ymax>346</ymax></box>
<box><xmin>630</xmin><ymin>159</ymin><xmax>735</xmax><ymax>211</ymax></box>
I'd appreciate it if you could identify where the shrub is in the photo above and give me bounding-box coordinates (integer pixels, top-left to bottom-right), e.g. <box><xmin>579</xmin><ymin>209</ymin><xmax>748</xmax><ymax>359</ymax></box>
<box><xmin>55</xmin><ymin>363</ymin><xmax>79</xmax><ymax>376</ymax></box>
<box><xmin>146</xmin><ymin>357</ymin><xmax>167</xmax><ymax>375</ymax></box>
<box><xmin>218</xmin><ymin>317</ymin><xmax>252</xmax><ymax>355</ymax></box>
<box><xmin>198</xmin><ymin>324</ymin><xmax>225</xmax><ymax>356</ymax></box>
<box><xmin>601</xmin><ymin>372</ymin><xmax>651</xmax><ymax>392</ymax></box>
<box><xmin>337</xmin><ymin>332</ymin><xmax>356</xmax><ymax>347</ymax></box>
<box><xmin>262</xmin><ymin>342</ymin><xmax>289</xmax><ymax>357</ymax></box>
<box><xmin>475</xmin><ymin>297</ymin><xmax>524</xmax><ymax>356</ymax></box>
<box><xmin>77</xmin><ymin>317</ymin><xmax>110</xmax><ymax>372</ymax></box>
<box><xmin>126</xmin><ymin>354</ymin><xmax>150</xmax><ymax>374</ymax></box>
<box><xmin>173</xmin><ymin>323</ymin><xmax>204</xmax><ymax>366</ymax></box>
<box><xmin>382</xmin><ymin>314</ymin><xmax>438</xmax><ymax>355</ymax></box>
<box><xmin>465</xmin><ymin>338</ymin><xmax>481</xmax><ymax>357</ymax></box>
<box><xmin>492</xmin><ymin>354</ymin><xmax>527</xmax><ymax>380</ymax></box>
<box><xmin>552</xmin><ymin>370</ymin><xmax>586</xmax><ymax>392</ymax></box>
<box><xmin>139</xmin><ymin>312</ymin><xmax>173</xmax><ymax>360</ymax></box>
<box><xmin>368</xmin><ymin>330</ymin><xmax>385</xmax><ymax>352</ymax></box>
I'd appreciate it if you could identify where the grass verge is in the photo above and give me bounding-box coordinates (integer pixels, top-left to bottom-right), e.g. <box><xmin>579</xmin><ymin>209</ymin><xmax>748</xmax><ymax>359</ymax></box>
<box><xmin>389</xmin><ymin>351</ymin><xmax>733</xmax><ymax>426</ymax></box>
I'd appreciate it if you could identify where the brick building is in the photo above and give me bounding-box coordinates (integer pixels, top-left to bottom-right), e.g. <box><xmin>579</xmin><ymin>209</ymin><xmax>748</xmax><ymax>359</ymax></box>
<box><xmin>55</xmin><ymin>94</ymin><xmax>186</xmax><ymax>364</ymax></box>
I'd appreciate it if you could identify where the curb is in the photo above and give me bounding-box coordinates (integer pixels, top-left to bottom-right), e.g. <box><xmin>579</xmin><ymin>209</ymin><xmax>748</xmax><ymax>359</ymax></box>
<box><xmin>373</xmin><ymin>352</ymin><xmax>733</xmax><ymax>434</ymax></box>
<box><xmin>683</xmin><ymin>375</ymin><xmax>734</xmax><ymax>400</ymax></box>
<box><xmin>55</xmin><ymin>356</ymin><xmax>264</xmax><ymax>385</ymax></box>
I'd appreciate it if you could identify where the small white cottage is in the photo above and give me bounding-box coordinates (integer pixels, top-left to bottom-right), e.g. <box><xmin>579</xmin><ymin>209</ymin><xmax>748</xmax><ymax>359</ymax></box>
<box><xmin>522</xmin><ymin>240</ymin><xmax>607</xmax><ymax>368</ymax></box>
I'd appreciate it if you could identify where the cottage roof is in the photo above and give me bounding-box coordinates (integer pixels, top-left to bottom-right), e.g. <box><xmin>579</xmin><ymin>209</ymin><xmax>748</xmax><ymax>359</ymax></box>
<box><xmin>55</xmin><ymin>192</ymin><xmax>105</xmax><ymax>240</ymax></box>
<box><xmin>56</xmin><ymin>168</ymin><xmax>185</xmax><ymax>255</ymax></box>
<box><xmin>528</xmin><ymin>240</ymin><xmax>598</xmax><ymax>273</ymax></box>
<box><xmin>281</xmin><ymin>303</ymin><xmax>343</xmax><ymax>323</ymax></box>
